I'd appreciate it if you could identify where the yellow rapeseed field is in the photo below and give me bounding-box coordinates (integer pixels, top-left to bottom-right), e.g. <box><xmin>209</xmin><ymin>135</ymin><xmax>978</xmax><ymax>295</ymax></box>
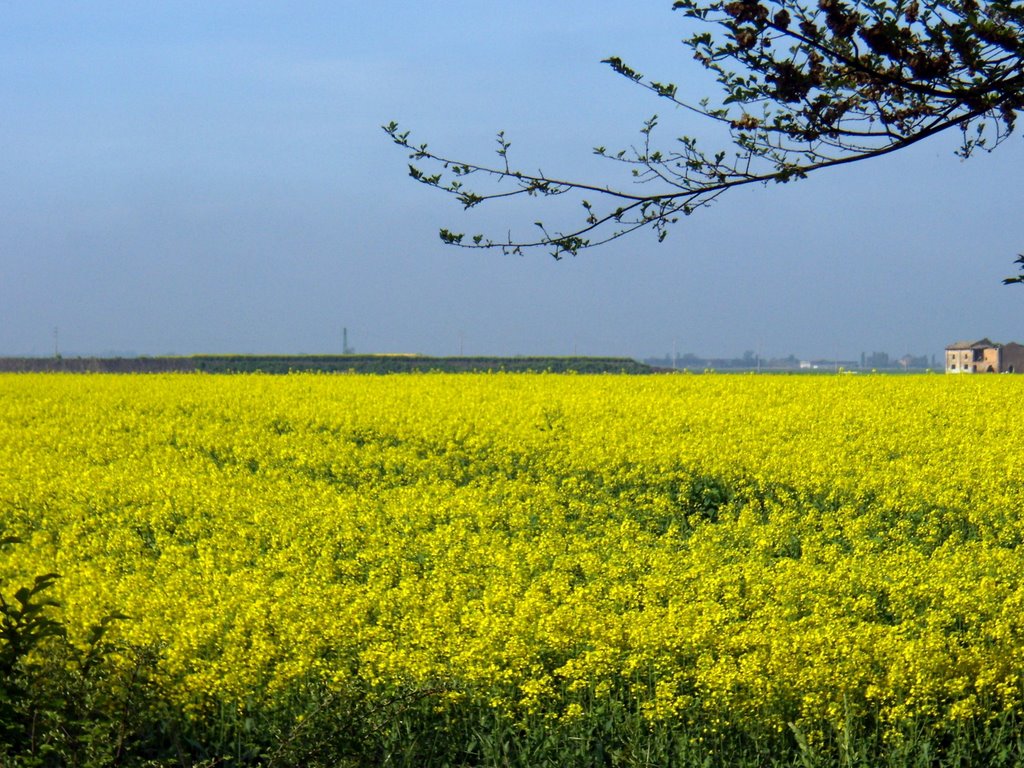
<box><xmin>2</xmin><ymin>372</ymin><xmax>1023</xmax><ymax>744</ymax></box>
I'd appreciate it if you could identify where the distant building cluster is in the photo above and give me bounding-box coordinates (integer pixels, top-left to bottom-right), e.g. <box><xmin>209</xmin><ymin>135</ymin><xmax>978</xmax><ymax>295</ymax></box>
<box><xmin>945</xmin><ymin>339</ymin><xmax>1024</xmax><ymax>374</ymax></box>
<box><xmin>643</xmin><ymin>351</ymin><xmax>937</xmax><ymax>372</ymax></box>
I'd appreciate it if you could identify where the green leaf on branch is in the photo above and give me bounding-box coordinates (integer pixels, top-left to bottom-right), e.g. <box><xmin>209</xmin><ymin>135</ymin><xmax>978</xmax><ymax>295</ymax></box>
<box><xmin>439</xmin><ymin>229</ymin><xmax>464</xmax><ymax>245</ymax></box>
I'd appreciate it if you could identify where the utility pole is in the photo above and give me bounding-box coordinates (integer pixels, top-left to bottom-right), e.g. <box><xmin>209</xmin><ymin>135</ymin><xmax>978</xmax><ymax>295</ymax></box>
<box><xmin>53</xmin><ymin>327</ymin><xmax>60</xmax><ymax>359</ymax></box>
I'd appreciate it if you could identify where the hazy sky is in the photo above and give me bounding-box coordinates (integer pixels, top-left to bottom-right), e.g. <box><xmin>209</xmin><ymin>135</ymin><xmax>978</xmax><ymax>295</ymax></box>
<box><xmin>3</xmin><ymin>1</ymin><xmax>1022</xmax><ymax>361</ymax></box>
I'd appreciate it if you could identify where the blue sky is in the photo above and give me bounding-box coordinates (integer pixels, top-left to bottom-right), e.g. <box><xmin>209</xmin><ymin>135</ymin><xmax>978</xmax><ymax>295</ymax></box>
<box><xmin>2</xmin><ymin>1</ymin><xmax>1022</xmax><ymax>361</ymax></box>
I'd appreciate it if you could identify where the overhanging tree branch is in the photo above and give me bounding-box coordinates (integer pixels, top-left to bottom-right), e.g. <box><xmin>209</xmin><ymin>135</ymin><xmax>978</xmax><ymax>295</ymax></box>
<box><xmin>387</xmin><ymin>0</ymin><xmax>1024</xmax><ymax>260</ymax></box>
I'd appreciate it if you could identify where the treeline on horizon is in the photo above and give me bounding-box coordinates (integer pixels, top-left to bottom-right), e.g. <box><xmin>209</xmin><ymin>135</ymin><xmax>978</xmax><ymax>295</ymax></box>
<box><xmin>0</xmin><ymin>353</ymin><xmax>942</xmax><ymax>375</ymax></box>
<box><xmin>0</xmin><ymin>355</ymin><xmax>654</xmax><ymax>375</ymax></box>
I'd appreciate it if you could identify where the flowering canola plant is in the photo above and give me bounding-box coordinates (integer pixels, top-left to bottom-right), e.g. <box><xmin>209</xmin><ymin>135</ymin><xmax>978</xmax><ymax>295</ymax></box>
<box><xmin>2</xmin><ymin>372</ymin><xmax>1024</xmax><ymax>743</ymax></box>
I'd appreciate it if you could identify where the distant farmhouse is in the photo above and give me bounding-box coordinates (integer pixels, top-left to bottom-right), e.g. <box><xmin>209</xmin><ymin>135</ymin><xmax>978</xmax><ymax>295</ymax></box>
<box><xmin>945</xmin><ymin>338</ymin><xmax>1024</xmax><ymax>373</ymax></box>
